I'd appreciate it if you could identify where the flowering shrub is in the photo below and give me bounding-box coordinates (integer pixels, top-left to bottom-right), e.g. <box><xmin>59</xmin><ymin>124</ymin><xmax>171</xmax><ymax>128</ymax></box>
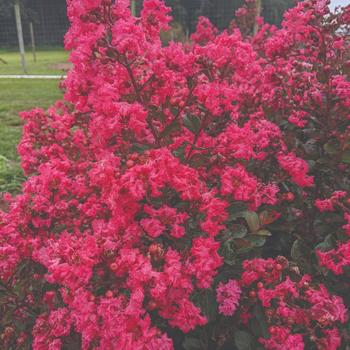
<box><xmin>0</xmin><ymin>0</ymin><xmax>350</xmax><ymax>349</ymax></box>
<box><xmin>240</xmin><ymin>257</ymin><xmax>348</xmax><ymax>349</ymax></box>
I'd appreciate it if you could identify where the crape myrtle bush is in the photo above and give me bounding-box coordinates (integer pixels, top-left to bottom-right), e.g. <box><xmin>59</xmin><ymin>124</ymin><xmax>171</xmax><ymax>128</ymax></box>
<box><xmin>1</xmin><ymin>0</ymin><xmax>350</xmax><ymax>349</ymax></box>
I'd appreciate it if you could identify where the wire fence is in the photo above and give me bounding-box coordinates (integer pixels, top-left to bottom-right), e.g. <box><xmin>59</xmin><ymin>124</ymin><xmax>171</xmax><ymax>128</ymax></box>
<box><xmin>0</xmin><ymin>0</ymin><xmax>247</xmax><ymax>48</ymax></box>
<box><xmin>0</xmin><ymin>0</ymin><xmax>293</xmax><ymax>50</ymax></box>
<box><xmin>0</xmin><ymin>0</ymin><xmax>69</xmax><ymax>48</ymax></box>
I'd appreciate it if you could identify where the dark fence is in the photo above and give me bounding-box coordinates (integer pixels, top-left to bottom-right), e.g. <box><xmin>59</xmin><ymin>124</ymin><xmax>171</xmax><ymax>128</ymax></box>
<box><xmin>135</xmin><ymin>0</ymin><xmax>245</xmax><ymax>33</ymax></box>
<box><xmin>0</xmin><ymin>0</ymin><xmax>293</xmax><ymax>48</ymax></box>
<box><xmin>0</xmin><ymin>0</ymin><xmax>69</xmax><ymax>47</ymax></box>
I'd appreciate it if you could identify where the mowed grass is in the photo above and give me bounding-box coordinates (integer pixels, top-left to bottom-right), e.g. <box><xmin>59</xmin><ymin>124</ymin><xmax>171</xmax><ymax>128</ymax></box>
<box><xmin>0</xmin><ymin>79</ymin><xmax>63</xmax><ymax>193</ymax></box>
<box><xmin>0</xmin><ymin>48</ymin><xmax>70</xmax><ymax>75</ymax></box>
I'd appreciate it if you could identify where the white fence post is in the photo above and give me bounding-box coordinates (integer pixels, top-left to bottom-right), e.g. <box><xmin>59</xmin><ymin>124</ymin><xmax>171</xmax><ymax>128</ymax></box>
<box><xmin>14</xmin><ymin>1</ymin><xmax>28</xmax><ymax>74</ymax></box>
<box><xmin>29</xmin><ymin>22</ymin><xmax>37</xmax><ymax>63</ymax></box>
<box><xmin>131</xmin><ymin>0</ymin><xmax>136</xmax><ymax>16</ymax></box>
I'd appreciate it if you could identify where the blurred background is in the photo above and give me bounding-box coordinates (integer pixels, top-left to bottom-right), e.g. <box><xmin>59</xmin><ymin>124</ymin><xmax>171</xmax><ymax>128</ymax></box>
<box><xmin>0</xmin><ymin>0</ymin><xmax>295</xmax><ymax>49</ymax></box>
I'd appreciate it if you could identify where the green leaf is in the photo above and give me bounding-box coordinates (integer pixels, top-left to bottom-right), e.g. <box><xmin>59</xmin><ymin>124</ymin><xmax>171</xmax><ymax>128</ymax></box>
<box><xmin>246</xmin><ymin>235</ymin><xmax>266</xmax><ymax>247</ymax></box>
<box><xmin>230</xmin><ymin>224</ymin><xmax>248</xmax><ymax>238</ymax></box>
<box><xmin>242</xmin><ymin>211</ymin><xmax>260</xmax><ymax>232</ymax></box>
<box><xmin>317</xmin><ymin>157</ymin><xmax>331</xmax><ymax>164</ymax></box>
<box><xmin>198</xmin><ymin>289</ymin><xmax>218</xmax><ymax>323</ymax></box>
<box><xmin>316</xmin><ymin>70</ymin><xmax>328</xmax><ymax>83</ymax></box>
<box><xmin>315</xmin><ymin>234</ymin><xmax>336</xmax><ymax>252</ymax></box>
<box><xmin>341</xmin><ymin>150</ymin><xmax>350</xmax><ymax>164</ymax></box>
<box><xmin>170</xmin><ymin>106</ymin><xmax>179</xmax><ymax>116</ymax></box>
<box><xmin>183</xmin><ymin>337</ymin><xmax>203</xmax><ymax>350</ymax></box>
<box><xmin>234</xmin><ymin>330</ymin><xmax>254</xmax><ymax>350</ymax></box>
<box><xmin>313</xmin><ymin>220</ymin><xmax>331</xmax><ymax>236</ymax></box>
<box><xmin>131</xmin><ymin>143</ymin><xmax>151</xmax><ymax>152</ymax></box>
<box><xmin>183</xmin><ymin>114</ymin><xmax>201</xmax><ymax>134</ymax></box>
<box><xmin>228</xmin><ymin>202</ymin><xmax>248</xmax><ymax>215</ymax></box>
<box><xmin>259</xmin><ymin>210</ymin><xmax>280</xmax><ymax>226</ymax></box>
<box><xmin>255</xmin><ymin>229</ymin><xmax>272</xmax><ymax>237</ymax></box>
<box><xmin>173</xmin><ymin>141</ymin><xmax>189</xmax><ymax>161</ymax></box>
<box><xmin>227</xmin><ymin>203</ymin><xmax>248</xmax><ymax>222</ymax></box>
<box><xmin>291</xmin><ymin>239</ymin><xmax>309</xmax><ymax>261</ymax></box>
<box><xmin>190</xmin><ymin>153</ymin><xmax>209</xmax><ymax>167</ymax></box>
<box><xmin>254</xmin><ymin>304</ymin><xmax>269</xmax><ymax>338</ymax></box>
<box><xmin>290</xmin><ymin>239</ymin><xmax>312</xmax><ymax>273</ymax></box>
<box><xmin>223</xmin><ymin>238</ymin><xmax>237</xmax><ymax>265</ymax></box>
<box><xmin>324</xmin><ymin>139</ymin><xmax>340</xmax><ymax>155</ymax></box>
<box><xmin>159</xmin><ymin>120</ymin><xmax>181</xmax><ymax>138</ymax></box>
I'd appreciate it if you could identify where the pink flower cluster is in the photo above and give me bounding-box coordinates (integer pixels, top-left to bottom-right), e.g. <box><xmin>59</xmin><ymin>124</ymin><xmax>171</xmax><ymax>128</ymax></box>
<box><xmin>240</xmin><ymin>257</ymin><xmax>348</xmax><ymax>350</ymax></box>
<box><xmin>216</xmin><ymin>279</ymin><xmax>241</xmax><ymax>316</ymax></box>
<box><xmin>315</xmin><ymin>191</ymin><xmax>347</xmax><ymax>212</ymax></box>
<box><xmin>317</xmin><ymin>213</ymin><xmax>350</xmax><ymax>275</ymax></box>
<box><xmin>314</xmin><ymin>190</ymin><xmax>350</xmax><ymax>277</ymax></box>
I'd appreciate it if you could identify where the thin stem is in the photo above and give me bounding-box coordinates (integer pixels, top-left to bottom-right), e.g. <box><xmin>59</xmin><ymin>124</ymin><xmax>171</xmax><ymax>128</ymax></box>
<box><xmin>186</xmin><ymin>112</ymin><xmax>210</xmax><ymax>162</ymax></box>
<box><xmin>121</xmin><ymin>59</ymin><xmax>161</xmax><ymax>146</ymax></box>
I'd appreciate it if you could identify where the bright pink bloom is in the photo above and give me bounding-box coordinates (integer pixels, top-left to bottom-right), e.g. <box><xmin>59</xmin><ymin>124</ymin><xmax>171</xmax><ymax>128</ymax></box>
<box><xmin>216</xmin><ymin>279</ymin><xmax>241</xmax><ymax>316</ymax></box>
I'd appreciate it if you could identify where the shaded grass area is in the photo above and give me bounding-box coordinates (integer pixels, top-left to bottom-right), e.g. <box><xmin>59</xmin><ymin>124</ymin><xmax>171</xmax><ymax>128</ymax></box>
<box><xmin>0</xmin><ymin>48</ymin><xmax>69</xmax><ymax>75</ymax></box>
<box><xmin>0</xmin><ymin>79</ymin><xmax>63</xmax><ymax>193</ymax></box>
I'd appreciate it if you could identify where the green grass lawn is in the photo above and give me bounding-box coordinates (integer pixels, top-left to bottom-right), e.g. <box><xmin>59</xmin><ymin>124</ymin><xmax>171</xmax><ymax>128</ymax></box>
<box><xmin>0</xmin><ymin>79</ymin><xmax>63</xmax><ymax>193</ymax></box>
<box><xmin>0</xmin><ymin>48</ymin><xmax>70</xmax><ymax>75</ymax></box>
